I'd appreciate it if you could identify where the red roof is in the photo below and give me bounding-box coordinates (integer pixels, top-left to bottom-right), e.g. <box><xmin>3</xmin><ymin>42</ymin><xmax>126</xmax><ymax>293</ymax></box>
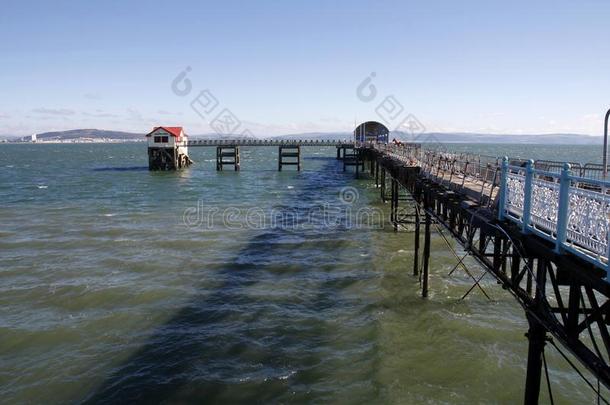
<box><xmin>146</xmin><ymin>126</ymin><xmax>186</xmax><ymax>138</ymax></box>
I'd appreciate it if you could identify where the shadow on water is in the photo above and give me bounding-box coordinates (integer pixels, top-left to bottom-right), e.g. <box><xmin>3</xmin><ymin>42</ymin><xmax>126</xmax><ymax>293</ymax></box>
<box><xmin>84</xmin><ymin>160</ymin><xmax>375</xmax><ymax>404</ymax></box>
<box><xmin>92</xmin><ymin>166</ymin><xmax>149</xmax><ymax>172</ymax></box>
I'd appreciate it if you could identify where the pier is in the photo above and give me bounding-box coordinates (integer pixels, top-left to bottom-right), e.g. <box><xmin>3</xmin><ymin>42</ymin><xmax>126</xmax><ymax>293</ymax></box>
<box><xmin>147</xmin><ymin>128</ymin><xmax>355</xmax><ymax>171</ymax></box>
<box><xmin>145</xmin><ymin>122</ymin><xmax>610</xmax><ymax>403</ymax></box>
<box><xmin>358</xmin><ymin>131</ymin><xmax>610</xmax><ymax>405</ymax></box>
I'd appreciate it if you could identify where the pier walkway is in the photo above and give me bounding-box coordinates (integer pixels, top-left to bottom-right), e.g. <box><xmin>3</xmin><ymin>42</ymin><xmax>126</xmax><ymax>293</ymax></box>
<box><xmin>187</xmin><ymin>139</ymin><xmax>353</xmax><ymax>147</ymax></box>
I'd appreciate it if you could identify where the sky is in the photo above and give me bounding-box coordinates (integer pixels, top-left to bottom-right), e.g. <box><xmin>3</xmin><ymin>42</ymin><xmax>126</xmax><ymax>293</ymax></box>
<box><xmin>1</xmin><ymin>0</ymin><xmax>609</xmax><ymax>137</ymax></box>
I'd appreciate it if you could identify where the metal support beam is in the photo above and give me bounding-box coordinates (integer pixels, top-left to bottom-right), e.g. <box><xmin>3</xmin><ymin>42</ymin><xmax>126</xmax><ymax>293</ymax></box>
<box><xmin>380</xmin><ymin>168</ymin><xmax>386</xmax><ymax>202</ymax></box>
<box><xmin>523</xmin><ymin>314</ymin><xmax>547</xmax><ymax>405</ymax></box>
<box><xmin>375</xmin><ymin>161</ymin><xmax>379</xmax><ymax>187</ymax></box>
<box><xmin>414</xmin><ymin>204</ymin><xmax>420</xmax><ymax>276</ymax></box>
<box><xmin>390</xmin><ymin>177</ymin><xmax>399</xmax><ymax>231</ymax></box>
<box><xmin>422</xmin><ymin>200</ymin><xmax>431</xmax><ymax>298</ymax></box>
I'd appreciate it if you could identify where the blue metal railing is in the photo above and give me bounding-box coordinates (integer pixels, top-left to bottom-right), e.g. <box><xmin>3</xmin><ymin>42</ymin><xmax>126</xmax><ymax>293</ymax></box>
<box><xmin>365</xmin><ymin>144</ymin><xmax>610</xmax><ymax>274</ymax></box>
<box><xmin>498</xmin><ymin>157</ymin><xmax>610</xmax><ymax>275</ymax></box>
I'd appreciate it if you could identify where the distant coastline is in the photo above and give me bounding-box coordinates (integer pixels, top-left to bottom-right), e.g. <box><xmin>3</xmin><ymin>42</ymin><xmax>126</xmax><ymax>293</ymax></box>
<box><xmin>0</xmin><ymin>128</ymin><xmax>604</xmax><ymax>145</ymax></box>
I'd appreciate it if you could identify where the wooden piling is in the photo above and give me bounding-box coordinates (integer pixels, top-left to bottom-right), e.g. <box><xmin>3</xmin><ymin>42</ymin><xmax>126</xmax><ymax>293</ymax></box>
<box><xmin>148</xmin><ymin>147</ymin><xmax>190</xmax><ymax>171</ymax></box>
<box><xmin>342</xmin><ymin>147</ymin><xmax>362</xmax><ymax>175</ymax></box>
<box><xmin>216</xmin><ymin>145</ymin><xmax>240</xmax><ymax>171</ymax></box>
<box><xmin>278</xmin><ymin>145</ymin><xmax>301</xmax><ymax>171</ymax></box>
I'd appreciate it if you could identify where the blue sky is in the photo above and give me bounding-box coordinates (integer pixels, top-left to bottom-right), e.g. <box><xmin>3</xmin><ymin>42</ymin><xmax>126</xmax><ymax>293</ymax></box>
<box><xmin>1</xmin><ymin>0</ymin><xmax>609</xmax><ymax>136</ymax></box>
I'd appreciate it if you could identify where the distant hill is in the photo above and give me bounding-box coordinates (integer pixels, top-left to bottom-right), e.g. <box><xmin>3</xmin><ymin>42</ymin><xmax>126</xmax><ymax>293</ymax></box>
<box><xmin>271</xmin><ymin>132</ymin><xmax>351</xmax><ymax>141</ymax></box>
<box><xmin>35</xmin><ymin>129</ymin><xmax>143</xmax><ymax>141</ymax></box>
<box><xmin>270</xmin><ymin>131</ymin><xmax>602</xmax><ymax>145</ymax></box>
<box><xmin>189</xmin><ymin>132</ymin><xmax>258</xmax><ymax>140</ymax></box>
<box><xmin>391</xmin><ymin>132</ymin><xmax>602</xmax><ymax>145</ymax></box>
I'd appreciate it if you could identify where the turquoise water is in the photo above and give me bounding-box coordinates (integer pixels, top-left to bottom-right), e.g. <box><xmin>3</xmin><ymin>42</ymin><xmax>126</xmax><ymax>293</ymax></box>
<box><xmin>0</xmin><ymin>143</ymin><xmax>606</xmax><ymax>403</ymax></box>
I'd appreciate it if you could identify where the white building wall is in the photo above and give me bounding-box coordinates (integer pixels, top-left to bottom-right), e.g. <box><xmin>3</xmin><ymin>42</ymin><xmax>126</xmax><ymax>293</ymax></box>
<box><xmin>147</xmin><ymin>128</ymin><xmax>176</xmax><ymax>148</ymax></box>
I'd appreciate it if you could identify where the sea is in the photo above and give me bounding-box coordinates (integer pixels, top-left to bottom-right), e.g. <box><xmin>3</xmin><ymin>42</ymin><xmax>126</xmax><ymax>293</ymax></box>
<box><xmin>0</xmin><ymin>142</ymin><xmax>606</xmax><ymax>403</ymax></box>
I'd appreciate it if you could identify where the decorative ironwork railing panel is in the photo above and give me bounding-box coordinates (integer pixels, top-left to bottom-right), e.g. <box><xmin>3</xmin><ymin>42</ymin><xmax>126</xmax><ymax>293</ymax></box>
<box><xmin>499</xmin><ymin>160</ymin><xmax>610</xmax><ymax>274</ymax></box>
<box><xmin>566</xmin><ymin>186</ymin><xmax>610</xmax><ymax>258</ymax></box>
<box><xmin>506</xmin><ymin>172</ymin><xmax>525</xmax><ymax>219</ymax></box>
<box><xmin>530</xmin><ymin>178</ymin><xmax>559</xmax><ymax>235</ymax></box>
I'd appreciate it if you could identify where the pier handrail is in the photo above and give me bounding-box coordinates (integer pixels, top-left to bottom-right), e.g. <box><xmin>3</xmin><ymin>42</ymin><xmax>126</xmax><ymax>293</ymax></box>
<box><xmin>498</xmin><ymin>158</ymin><xmax>610</xmax><ymax>273</ymax></box>
<box><xmin>367</xmin><ymin>144</ymin><xmax>502</xmax><ymax>206</ymax></box>
<box><xmin>186</xmin><ymin>138</ymin><xmax>353</xmax><ymax>147</ymax></box>
<box><xmin>363</xmin><ymin>142</ymin><xmax>610</xmax><ymax>273</ymax></box>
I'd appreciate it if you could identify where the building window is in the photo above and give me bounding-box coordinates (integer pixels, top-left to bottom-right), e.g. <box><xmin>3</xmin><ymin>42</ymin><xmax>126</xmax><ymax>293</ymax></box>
<box><xmin>161</xmin><ymin>136</ymin><xmax>168</xmax><ymax>143</ymax></box>
<box><xmin>154</xmin><ymin>136</ymin><xmax>161</xmax><ymax>143</ymax></box>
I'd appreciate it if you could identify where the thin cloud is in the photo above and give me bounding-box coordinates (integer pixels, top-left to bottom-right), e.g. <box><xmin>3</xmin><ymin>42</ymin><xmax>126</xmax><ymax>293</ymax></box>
<box><xmin>319</xmin><ymin>116</ymin><xmax>342</xmax><ymax>124</ymax></box>
<box><xmin>157</xmin><ymin>109</ymin><xmax>183</xmax><ymax>116</ymax></box>
<box><xmin>82</xmin><ymin>110</ymin><xmax>118</xmax><ymax>118</ymax></box>
<box><xmin>84</xmin><ymin>93</ymin><xmax>102</xmax><ymax>100</ymax></box>
<box><xmin>32</xmin><ymin>107</ymin><xmax>76</xmax><ymax>116</ymax></box>
<box><xmin>126</xmin><ymin>108</ymin><xmax>144</xmax><ymax>121</ymax></box>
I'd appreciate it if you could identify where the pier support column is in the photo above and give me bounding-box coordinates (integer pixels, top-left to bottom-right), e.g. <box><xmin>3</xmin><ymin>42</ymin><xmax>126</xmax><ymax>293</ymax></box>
<box><xmin>380</xmin><ymin>168</ymin><xmax>386</xmax><ymax>202</ymax></box>
<box><xmin>343</xmin><ymin>147</ymin><xmax>360</xmax><ymax>175</ymax></box>
<box><xmin>278</xmin><ymin>145</ymin><xmax>301</xmax><ymax>171</ymax></box>
<box><xmin>216</xmin><ymin>146</ymin><xmax>240</xmax><ymax>171</ymax></box>
<box><xmin>391</xmin><ymin>177</ymin><xmax>399</xmax><ymax>231</ymax></box>
<box><xmin>375</xmin><ymin>161</ymin><xmax>379</xmax><ymax>188</ymax></box>
<box><xmin>523</xmin><ymin>257</ymin><xmax>550</xmax><ymax>405</ymax></box>
<box><xmin>390</xmin><ymin>177</ymin><xmax>395</xmax><ymax>226</ymax></box>
<box><xmin>413</xmin><ymin>204</ymin><xmax>420</xmax><ymax>276</ymax></box>
<box><xmin>422</xmin><ymin>195</ymin><xmax>431</xmax><ymax>298</ymax></box>
<box><xmin>523</xmin><ymin>314</ymin><xmax>547</xmax><ymax>405</ymax></box>
<box><xmin>148</xmin><ymin>147</ymin><xmax>177</xmax><ymax>171</ymax></box>
<box><xmin>336</xmin><ymin>147</ymin><xmax>341</xmax><ymax>160</ymax></box>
